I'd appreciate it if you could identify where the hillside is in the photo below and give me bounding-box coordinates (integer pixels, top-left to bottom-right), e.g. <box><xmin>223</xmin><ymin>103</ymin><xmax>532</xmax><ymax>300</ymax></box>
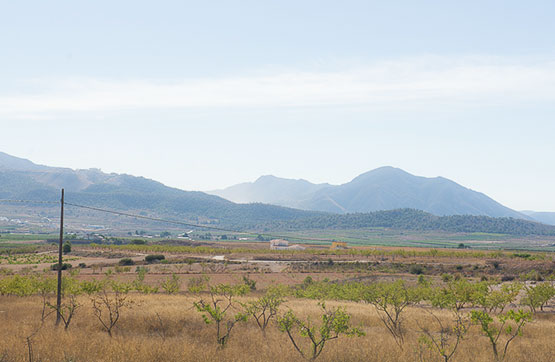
<box><xmin>211</xmin><ymin>167</ymin><xmax>528</xmax><ymax>219</ymax></box>
<box><xmin>0</xmin><ymin>152</ymin><xmax>319</xmax><ymax>228</ymax></box>
<box><xmin>265</xmin><ymin>208</ymin><xmax>555</xmax><ymax>236</ymax></box>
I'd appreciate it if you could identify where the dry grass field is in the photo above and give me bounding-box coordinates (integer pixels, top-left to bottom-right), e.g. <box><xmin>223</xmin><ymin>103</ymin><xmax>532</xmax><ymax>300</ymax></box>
<box><xmin>0</xmin><ymin>293</ymin><xmax>554</xmax><ymax>362</ymax></box>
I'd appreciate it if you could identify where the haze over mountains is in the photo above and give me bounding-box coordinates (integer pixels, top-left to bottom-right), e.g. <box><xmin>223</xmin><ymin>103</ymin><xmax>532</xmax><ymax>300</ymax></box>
<box><xmin>521</xmin><ymin>211</ymin><xmax>555</xmax><ymax>227</ymax></box>
<box><xmin>211</xmin><ymin>167</ymin><xmax>530</xmax><ymax>220</ymax></box>
<box><xmin>1</xmin><ymin>151</ymin><xmax>554</xmax><ymax>235</ymax></box>
<box><xmin>0</xmin><ymin>151</ymin><xmax>315</xmax><ymax>227</ymax></box>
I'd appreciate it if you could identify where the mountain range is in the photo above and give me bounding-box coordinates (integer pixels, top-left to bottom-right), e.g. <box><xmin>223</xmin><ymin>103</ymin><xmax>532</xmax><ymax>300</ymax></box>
<box><xmin>1</xmin><ymin>151</ymin><xmax>554</xmax><ymax>235</ymax></box>
<box><xmin>210</xmin><ymin>167</ymin><xmax>529</xmax><ymax>220</ymax></box>
<box><xmin>0</xmin><ymin>152</ymin><xmax>316</xmax><ymax>228</ymax></box>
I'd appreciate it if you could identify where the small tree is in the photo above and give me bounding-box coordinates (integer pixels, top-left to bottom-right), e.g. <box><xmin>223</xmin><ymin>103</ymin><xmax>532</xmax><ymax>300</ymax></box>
<box><xmin>62</xmin><ymin>241</ymin><xmax>72</xmax><ymax>254</ymax></box>
<box><xmin>132</xmin><ymin>267</ymin><xmax>158</xmax><ymax>294</ymax></box>
<box><xmin>361</xmin><ymin>280</ymin><xmax>421</xmax><ymax>348</ymax></box>
<box><xmin>471</xmin><ymin>309</ymin><xmax>531</xmax><ymax>361</ymax></box>
<box><xmin>161</xmin><ymin>273</ymin><xmax>180</xmax><ymax>294</ymax></box>
<box><xmin>277</xmin><ymin>302</ymin><xmax>364</xmax><ymax>361</ymax></box>
<box><xmin>187</xmin><ymin>275</ymin><xmax>210</xmax><ymax>293</ymax></box>
<box><xmin>439</xmin><ymin>279</ymin><xmax>488</xmax><ymax>312</ymax></box>
<box><xmin>32</xmin><ymin>275</ymin><xmax>57</xmax><ymax>320</ymax></box>
<box><xmin>478</xmin><ymin>282</ymin><xmax>522</xmax><ymax>314</ymax></box>
<box><xmin>521</xmin><ymin>282</ymin><xmax>555</xmax><ymax>313</ymax></box>
<box><xmin>417</xmin><ymin>286</ymin><xmax>471</xmax><ymax>362</ymax></box>
<box><xmin>24</xmin><ymin>276</ymin><xmax>56</xmax><ymax>362</ymax></box>
<box><xmin>193</xmin><ymin>283</ymin><xmax>250</xmax><ymax>347</ymax></box>
<box><xmin>89</xmin><ymin>281</ymin><xmax>133</xmax><ymax>337</ymax></box>
<box><xmin>241</xmin><ymin>286</ymin><xmax>286</xmax><ymax>336</ymax></box>
<box><xmin>48</xmin><ymin>276</ymin><xmax>83</xmax><ymax>330</ymax></box>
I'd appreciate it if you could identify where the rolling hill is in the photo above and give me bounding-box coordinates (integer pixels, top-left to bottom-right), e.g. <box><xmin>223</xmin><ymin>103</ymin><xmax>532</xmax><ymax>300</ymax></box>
<box><xmin>264</xmin><ymin>208</ymin><xmax>555</xmax><ymax>236</ymax></box>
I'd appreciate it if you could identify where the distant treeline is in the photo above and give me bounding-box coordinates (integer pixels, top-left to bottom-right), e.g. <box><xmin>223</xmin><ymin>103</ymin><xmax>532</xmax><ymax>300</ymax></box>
<box><xmin>258</xmin><ymin>209</ymin><xmax>555</xmax><ymax>236</ymax></box>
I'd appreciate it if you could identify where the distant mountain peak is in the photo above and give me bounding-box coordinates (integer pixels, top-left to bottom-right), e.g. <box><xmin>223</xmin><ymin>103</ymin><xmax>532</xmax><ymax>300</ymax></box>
<box><xmin>255</xmin><ymin>174</ymin><xmax>284</xmax><ymax>182</ymax></box>
<box><xmin>210</xmin><ymin>167</ymin><xmax>529</xmax><ymax>220</ymax></box>
<box><xmin>350</xmin><ymin>166</ymin><xmax>410</xmax><ymax>181</ymax></box>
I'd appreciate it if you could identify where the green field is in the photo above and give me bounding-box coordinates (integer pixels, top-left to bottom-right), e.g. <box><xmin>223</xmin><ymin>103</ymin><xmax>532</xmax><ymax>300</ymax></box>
<box><xmin>266</xmin><ymin>228</ymin><xmax>555</xmax><ymax>252</ymax></box>
<box><xmin>2</xmin><ymin>227</ymin><xmax>555</xmax><ymax>253</ymax></box>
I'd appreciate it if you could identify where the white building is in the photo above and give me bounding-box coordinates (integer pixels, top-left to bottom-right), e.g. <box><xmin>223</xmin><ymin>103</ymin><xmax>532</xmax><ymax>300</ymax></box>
<box><xmin>270</xmin><ymin>239</ymin><xmax>305</xmax><ymax>250</ymax></box>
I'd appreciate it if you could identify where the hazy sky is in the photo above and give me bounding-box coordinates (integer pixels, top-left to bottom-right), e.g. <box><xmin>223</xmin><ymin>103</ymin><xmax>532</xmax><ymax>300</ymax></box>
<box><xmin>1</xmin><ymin>1</ymin><xmax>555</xmax><ymax>211</ymax></box>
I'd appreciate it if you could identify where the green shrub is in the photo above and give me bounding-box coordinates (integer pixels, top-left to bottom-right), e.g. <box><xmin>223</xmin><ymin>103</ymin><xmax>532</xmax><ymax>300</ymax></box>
<box><xmin>119</xmin><ymin>258</ymin><xmax>135</xmax><ymax>266</ymax></box>
<box><xmin>145</xmin><ymin>254</ymin><xmax>165</xmax><ymax>263</ymax></box>
<box><xmin>409</xmin><ymin>265</ymin><xmax>424</xmax><ymax>275</ymax></box>
<box><xmin>51</xmin><ymin>263</ymin><xmax>72</xmax><ymax>271</ymax></box>
<box><xmin>302</xmin><ymin>276</ymin><xmax>314</xmax><ymax>288</ymax></box>
<box><xmin>242</xmin><ymin>275</ymin><xmax>257</xmax><ymax>291</ymax></box>
<box><xmin>441</xmin><ymin>273</ymin><xmax>453</xmax><ymax>283</ymax></box>
<box><xmin>131</xmin><ymin>239</ymin><xmax>147</xmax><ymax>245</ymax></box>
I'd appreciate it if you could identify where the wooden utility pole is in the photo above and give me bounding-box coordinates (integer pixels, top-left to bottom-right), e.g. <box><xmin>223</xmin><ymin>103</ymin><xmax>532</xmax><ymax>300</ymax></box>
<box><xmin>56</xmin><ymin>188</ymin><xmax>64</xmax><ymax>326</ymax></box>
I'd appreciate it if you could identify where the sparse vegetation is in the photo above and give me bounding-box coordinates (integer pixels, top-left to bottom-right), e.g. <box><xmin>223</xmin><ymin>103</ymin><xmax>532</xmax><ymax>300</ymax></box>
<box><xmin>277</xmin><ymin>302</ymin><xmax>364</xmax><ymax>360</ymax></box>
<box><xmin>193</xmin><ymin>283</ymin><xmax>250</xmax><ymax>347</ymax></box>
<box><xmin>0</xmin><ymin>240</ymin><xmax>553</xmax><ymax>361</ymax></box>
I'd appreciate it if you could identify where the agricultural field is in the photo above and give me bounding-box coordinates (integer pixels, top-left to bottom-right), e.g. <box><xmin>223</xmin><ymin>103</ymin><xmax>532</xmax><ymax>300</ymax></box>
<box><xmin>1</xmin><ymin>236</ymin><xmax>554</xmax><ymax>361</ymax></box>
<box><xmin>271</xmin><ymin>228</ymin><xmax>555</xmax><ymax>252</ymax></box>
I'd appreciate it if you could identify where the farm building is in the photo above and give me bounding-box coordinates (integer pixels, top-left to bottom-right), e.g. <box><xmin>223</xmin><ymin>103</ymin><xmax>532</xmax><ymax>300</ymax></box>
<box><xmin>270</xmin><ymin>239</ymin><xmax>289</xmax><ymax>249</ymax></box>
<box><xmin>270</xmin><ymin>239</ymin><xmax>306</xmax><ymax>250</ymax></box>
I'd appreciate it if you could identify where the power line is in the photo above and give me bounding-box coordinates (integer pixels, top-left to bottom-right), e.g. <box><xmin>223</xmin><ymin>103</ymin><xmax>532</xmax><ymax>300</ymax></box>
<box><xmin>65</xmin><ymin>202</ymin><xmax>246</xmax><ymax>233</ymax></box>
<box><xmin>0</xmin><ymin>199</ymin><xmax>59</xmax><ymax>205</ymax></box>
<box><xmin>63</xmin><ymin>201</ymin><xmax>339</xmax><ymax>244</ymax></box>
<box><xmin>0</xmin><ymin>198</ymin><xmax>341</xmax><ymax>243</ymax></box>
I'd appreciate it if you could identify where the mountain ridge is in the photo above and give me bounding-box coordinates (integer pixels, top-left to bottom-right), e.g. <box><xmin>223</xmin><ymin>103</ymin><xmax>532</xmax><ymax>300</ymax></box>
<box><xmin>210</xmin><ymin>166</ymin><xmax>530</xmax><ymax>220</ymax></box>
<box><xmin>0</xmin><ymin>152</ymin><xmax>320</xmax><ymax>228</ymax></box>
<box><xmin>1</xmin><ymin>152</ymin><xmax>553</xmax><ymax>236</ymax></box>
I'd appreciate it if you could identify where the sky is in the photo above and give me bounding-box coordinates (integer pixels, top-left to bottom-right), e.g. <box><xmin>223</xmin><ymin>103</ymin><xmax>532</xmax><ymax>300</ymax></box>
<box><xmin>1</xmin><ymin>1</ymin><xmax>555</xmax><ymax>211</ymax></box>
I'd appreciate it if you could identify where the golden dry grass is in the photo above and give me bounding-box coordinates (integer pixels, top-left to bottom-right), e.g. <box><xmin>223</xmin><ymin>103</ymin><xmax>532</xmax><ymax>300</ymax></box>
<box><xmin>0</xmin><ymin>294</ymin><xmax>554</xmax><ymax>362</ymax></box>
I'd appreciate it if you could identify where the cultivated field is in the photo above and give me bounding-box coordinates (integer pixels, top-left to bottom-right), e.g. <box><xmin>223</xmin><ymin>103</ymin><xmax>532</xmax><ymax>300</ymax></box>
<box><xmin>1</xmin><ymin>239</ymin><xmax>554</xmax><ymax>362</ymax></box>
